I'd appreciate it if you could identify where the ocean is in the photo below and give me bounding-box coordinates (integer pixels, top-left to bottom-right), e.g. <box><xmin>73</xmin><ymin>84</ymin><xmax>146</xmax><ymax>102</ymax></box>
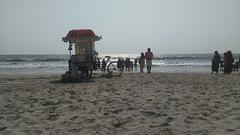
<box><xmin>0</xmin><ymin>54</ymin><xmax>239</xmax><ymax>74</ymax></box>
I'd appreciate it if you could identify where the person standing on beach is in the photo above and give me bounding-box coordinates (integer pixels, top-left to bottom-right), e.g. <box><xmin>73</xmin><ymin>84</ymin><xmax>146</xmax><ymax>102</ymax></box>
<box><xmin>139</xmin><ymin>53</ymin><xmax>145</xmax><ymax>73</ymax></box>
<box><xmin>102</xmin><ymin>59</ymin><xmax>106</xmax><ymax>72</ymax></box>
<box><xmin>134</xmin><ymin>58</ymin><xmax>138</xmax><ymax>72</ymax></box>
<box><xmin>134</xmin><ymin>58</ymin><xmax>138</xmax><ymax>67</ymax></box>
<box><xmin>97</xmin><ymin>57</ymin><xmax>101</xmax><ymax>70</ymax></box>
<box><xmin>211</xmin><ymin>51</ymin><xmax>221</xmax><ymax>74</ymax></box>
<box><xmin>224</xmin><ymin>50</ymin><xmax>234</xmax><ymax>74</ymax></box>
<box><xmin>220</xmin><ymin>60</ymin><xmax>224</xmax><ymax>72</ymax></box>
<box><xmin>239</xmin><ymin>57</ymin><xmax>240</xmax><ymax>69</ymax></box>
<box><xmin>145</xmin><ymin>48</ymin><xmax>153</xmax><ymax>73</ymax></box>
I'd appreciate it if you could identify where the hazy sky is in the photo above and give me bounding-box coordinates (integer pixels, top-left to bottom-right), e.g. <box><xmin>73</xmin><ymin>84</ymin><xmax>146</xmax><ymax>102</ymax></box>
<box><xmin>0</xmin><ymin>0</ymin><xmax>240</xmax><ymax>54</ymax></box>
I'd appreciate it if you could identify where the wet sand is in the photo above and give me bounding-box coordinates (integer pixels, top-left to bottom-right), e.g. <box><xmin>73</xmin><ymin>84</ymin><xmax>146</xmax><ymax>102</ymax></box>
<box><xmin>0</xmin><ymin>73</ymin><xmax>240</xmax><ymax>135</ymax></box>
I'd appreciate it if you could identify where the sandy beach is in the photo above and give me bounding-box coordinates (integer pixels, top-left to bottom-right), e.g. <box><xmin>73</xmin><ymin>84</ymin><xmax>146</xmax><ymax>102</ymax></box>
<box><xmin>0</xmin><ymin>72</ymin><xmax>240</xmax><ymax>135</ymax></box>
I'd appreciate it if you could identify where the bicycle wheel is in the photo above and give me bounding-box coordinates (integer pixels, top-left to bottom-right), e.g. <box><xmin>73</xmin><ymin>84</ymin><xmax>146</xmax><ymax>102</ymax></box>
<box><xmin>107</xmin><ymin>61</ymin><xmax>124</xmax><ymax>76</ymax></box>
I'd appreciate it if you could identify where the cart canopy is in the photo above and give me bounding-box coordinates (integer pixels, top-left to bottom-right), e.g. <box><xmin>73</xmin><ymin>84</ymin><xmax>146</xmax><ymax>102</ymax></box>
<box><xmin>62</xmin><ymin>29</ymin><xmax>101</xmax><ymax>43</ymax></box>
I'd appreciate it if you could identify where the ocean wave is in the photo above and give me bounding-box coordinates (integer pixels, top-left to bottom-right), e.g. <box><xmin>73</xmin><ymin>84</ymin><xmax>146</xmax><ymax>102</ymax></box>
<box><xmin>153</xmin><ymin>56</ymin><xmax>209</xmax><ymax>60</ymax></box>
<box><xmin>152</xmin><ymin>63</ymin><xmax>211</xmax><ymax>66</ymax></box>
<box><xmin>32</xmin><ymin>58</ymin><xmax>67</xmax><ymax>62</ymax></box>
<box><xmin>99</xmin><ymin>54</ymin><xmax>212</xmax><ymax>61</ymax></box>
<box><xmin>4</xmin><ymin>58</ymin><xmax>27</xmax><ymax>62</ymax></box>
<box><xmin>0</xmin><ymin>58</ymin><xmax>68</xmax><ymax>62</ymax></box>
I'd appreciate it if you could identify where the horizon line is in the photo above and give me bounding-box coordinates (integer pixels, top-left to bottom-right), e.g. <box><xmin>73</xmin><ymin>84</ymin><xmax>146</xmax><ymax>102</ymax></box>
<box><xmin>1</xmin><ymin>53</ymin><xmax>240</xmax><ymax>55</ymax></box>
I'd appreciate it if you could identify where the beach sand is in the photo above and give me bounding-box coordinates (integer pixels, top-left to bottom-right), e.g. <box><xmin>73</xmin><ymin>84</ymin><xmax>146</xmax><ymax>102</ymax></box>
<box><xmin>0</xmin><ymin>72</ymin><xmax>240</xmax><ymax>135</ymax></box>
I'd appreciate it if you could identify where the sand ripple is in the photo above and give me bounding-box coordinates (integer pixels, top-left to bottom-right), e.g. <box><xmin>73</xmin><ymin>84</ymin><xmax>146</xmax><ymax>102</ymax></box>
<box><xmin>0</xmin><ymin>73</ymin><xmax>240</xmax><ymax>134</ymax></box>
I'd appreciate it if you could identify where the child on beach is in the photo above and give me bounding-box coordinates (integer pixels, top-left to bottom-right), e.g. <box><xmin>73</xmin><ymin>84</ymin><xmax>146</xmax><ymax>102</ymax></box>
<box><xmin>139</xmin><ymin>53</ymin><xmax>145</xmax><ymax>73</ymax></box>
<box><xmin>134</xmin><ymin>58</ymin><xmax>138</xmax><ymax>68</ymax></box>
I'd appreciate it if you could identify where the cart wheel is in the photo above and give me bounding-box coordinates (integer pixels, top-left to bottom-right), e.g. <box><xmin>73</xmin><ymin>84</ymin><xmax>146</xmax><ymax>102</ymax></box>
<box><xmin>107</xmin><ymin>61</ymin><xmax>124</xmax><ymax>76</ymax></box>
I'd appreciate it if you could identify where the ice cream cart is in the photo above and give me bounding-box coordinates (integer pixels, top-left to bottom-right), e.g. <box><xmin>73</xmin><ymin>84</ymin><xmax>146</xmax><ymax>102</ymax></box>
<box><xmin>62</xmin><ymin>29</ymin><xmax>101</xmax><ymax>80</ymax></box>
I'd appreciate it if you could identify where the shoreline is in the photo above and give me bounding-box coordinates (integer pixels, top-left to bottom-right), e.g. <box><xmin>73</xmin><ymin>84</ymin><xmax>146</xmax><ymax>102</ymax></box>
<box><xmin>0</xmin><ymin>69</ymin><xmax>239</xmax><ymax>77</ymax></box>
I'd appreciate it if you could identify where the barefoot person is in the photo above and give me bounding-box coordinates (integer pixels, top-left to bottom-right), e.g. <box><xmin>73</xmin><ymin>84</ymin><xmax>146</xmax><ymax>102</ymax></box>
<box><xmin>139</xmin><ymin>53</ymin><xmax>145</xmax><ymax>73</ymax></box>
<box><xmin>145</xmin><ymin>48</ymin><xmax>153</xmax><ymax>73</ymax></box>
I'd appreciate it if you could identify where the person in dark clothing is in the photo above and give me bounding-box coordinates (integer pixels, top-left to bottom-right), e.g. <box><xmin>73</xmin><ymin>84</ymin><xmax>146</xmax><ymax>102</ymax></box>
<box><xmin>220</xmin><ymin>60</ymin><xmax>224</xmax><ymax>72</ymax></box>
<box><xmin>125</xmin><ymin>58</ymin><xmax>131</xmax><ymax>71</ymax></box>
<box><xmin>130</xmin><ymin>61</ymin><xmax>134</xmax><ymax>71</ymax></box>
<box><xmin>68</xmin><ymin>59</ymin><xmax>72</xmax><ymax>72</ymax></box>
<box><xmin>139</xmin><ymin>53</ymin><xmax>145</xmax><ymax>73</ymax></box>
<box><xmin>117</xmin><ymin>58</ymin><xmax>124</xmax><ymax>70</ymax></box>
<box><xmin>93</xmin><ymin>56</ymin><xmax>98</xmax><ymax>70</ymax></box>
<box><xmin>233</xmin><ymin>61</ymin><xmax>239</xmax><ymax>71</ymax></box>
<box><xmin>212</xmin><ymin>51</ymin><xmax>221</xmax><ymax>74</ymax></box>
<box><xmin>224</xmin><ymin>51</ymin><xmax>234</xmax><ymax>74</ymax></box>
<box><xmin>239</xmin><ymin>57</ymin><xmax>240</xmax><ymax>69</ymax></box>
<box><xmin>102</xmin><ymin>59</ymin><xmax>106</xmax><ymax>72</ymax></box>
<box><xmin>97</xmin><ymin>57</ymin><xmax>101</xmax><ymax>70</ymax></box>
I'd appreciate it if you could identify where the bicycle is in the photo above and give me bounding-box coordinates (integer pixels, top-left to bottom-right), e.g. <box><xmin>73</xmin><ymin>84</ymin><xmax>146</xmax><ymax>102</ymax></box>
<box><xmin>104</xmin><ymin>56</ymin><xmax>124</xmax><ymax>76</ymax></box>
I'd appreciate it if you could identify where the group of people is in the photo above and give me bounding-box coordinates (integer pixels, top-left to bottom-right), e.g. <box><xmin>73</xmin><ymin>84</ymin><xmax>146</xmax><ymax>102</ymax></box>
<box><xmin>138</xmin><ymin>48</ymin><xmax>154</xmax><ymax>73</ymax></box>
<box><xmin>116</xmin><ymin>58</ymin><xmax>134</xmax><ymax>72</ymax></box>
<box><xmin>96</xmin><ymin>56</ymin><xmax>134</xmax><ymax>72</ymax></box>
<box><xmin>94</xmin><ymin>48</ymin><xmax>154</xmax><ymax>74</ymax></box>
<box><xmin>95</xmin><ymin>57</ymin><xmax>108</xmax><ymax>72</ymax></box>
<box><xmin>212</xmin><ymin>50</ymin><xmax>239</xmax><ymax>74</ymax></box>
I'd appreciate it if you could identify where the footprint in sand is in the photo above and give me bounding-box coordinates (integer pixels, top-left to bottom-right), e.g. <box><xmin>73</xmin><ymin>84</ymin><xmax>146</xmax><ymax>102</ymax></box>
<box><xmin>158</xmin><ymin>116</ymin><xmax>174</xmax><ymax>127</ymax></box>
<box><xmin>166</xmin><ymin>116</ymin><xmax>174</xmax><ymax>123</ymax></box>
<box><xmin>22</xmin><ymin>116</ymin><xmax>39</xmax><ymax>125</ymax></box>
<box><xmin>131</xmin><ymin>127</ymin><xmax>172</xmax><ymax>135</ymax></box>
<box><xmin>141</xmin><ymin>111</ymin><xmax>159</xmax><ymax>118</ymax></box>
<box><xmin>112</xmin><ymin>118</ymin><xmax>129</xmax><ymax>128</ymax></box>
<box><xmin>41</xmin><ymin>100</ymin><xmax>59</xmax><ymax>106</ymax></box>
<box><xmin>127</xmin><ymin>106</ymin><xmax>137</xmax><ymax>111</ymax></box>
<box><xmin>47</xmin><ymin>113</ymin><xmax>60</xmax><ymax>121</ymax></box>
<box><xmin>21</xmin><ymin>129</ymin><xmax>43</xmax><ymax>135</ymax></box>
<box><xmin>83</xmin><ymin>118</ymin><xmax>96</xmax><ymax>124</ymax></box>
<box><xmin>68</xmin><ymin>128</ymin><xmax>82</xmax><ymax>133</ymax></box>
<box><xmin>68</xmin><ymin>105</ymin><xmax>80</xmax><ymax>111</ymax></box>
<box><xmin>0</xmin><ymin>127</ymin><xmax>7</xmax><ymax>132</ymax></box>
<box><xmin>6</xmin><ymin>114</ymin><xmax>21</xmax><ymax>121</ymax></box>
<box><xmin>70</xmin><ymin>116</ymin><xmax>79</xmax><ymax>121</ymax></box>
<box><xmin>111</xmin><ymin>108</ymin><xmax>123</xmax><ymax>114</ymax></box>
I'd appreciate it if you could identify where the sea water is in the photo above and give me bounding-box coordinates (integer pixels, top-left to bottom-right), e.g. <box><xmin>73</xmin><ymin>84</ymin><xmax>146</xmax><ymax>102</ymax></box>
<box><xmin>0</xmin><ymin>54</ymin><xmax>239</xmax><ymax>74</ymax></box>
